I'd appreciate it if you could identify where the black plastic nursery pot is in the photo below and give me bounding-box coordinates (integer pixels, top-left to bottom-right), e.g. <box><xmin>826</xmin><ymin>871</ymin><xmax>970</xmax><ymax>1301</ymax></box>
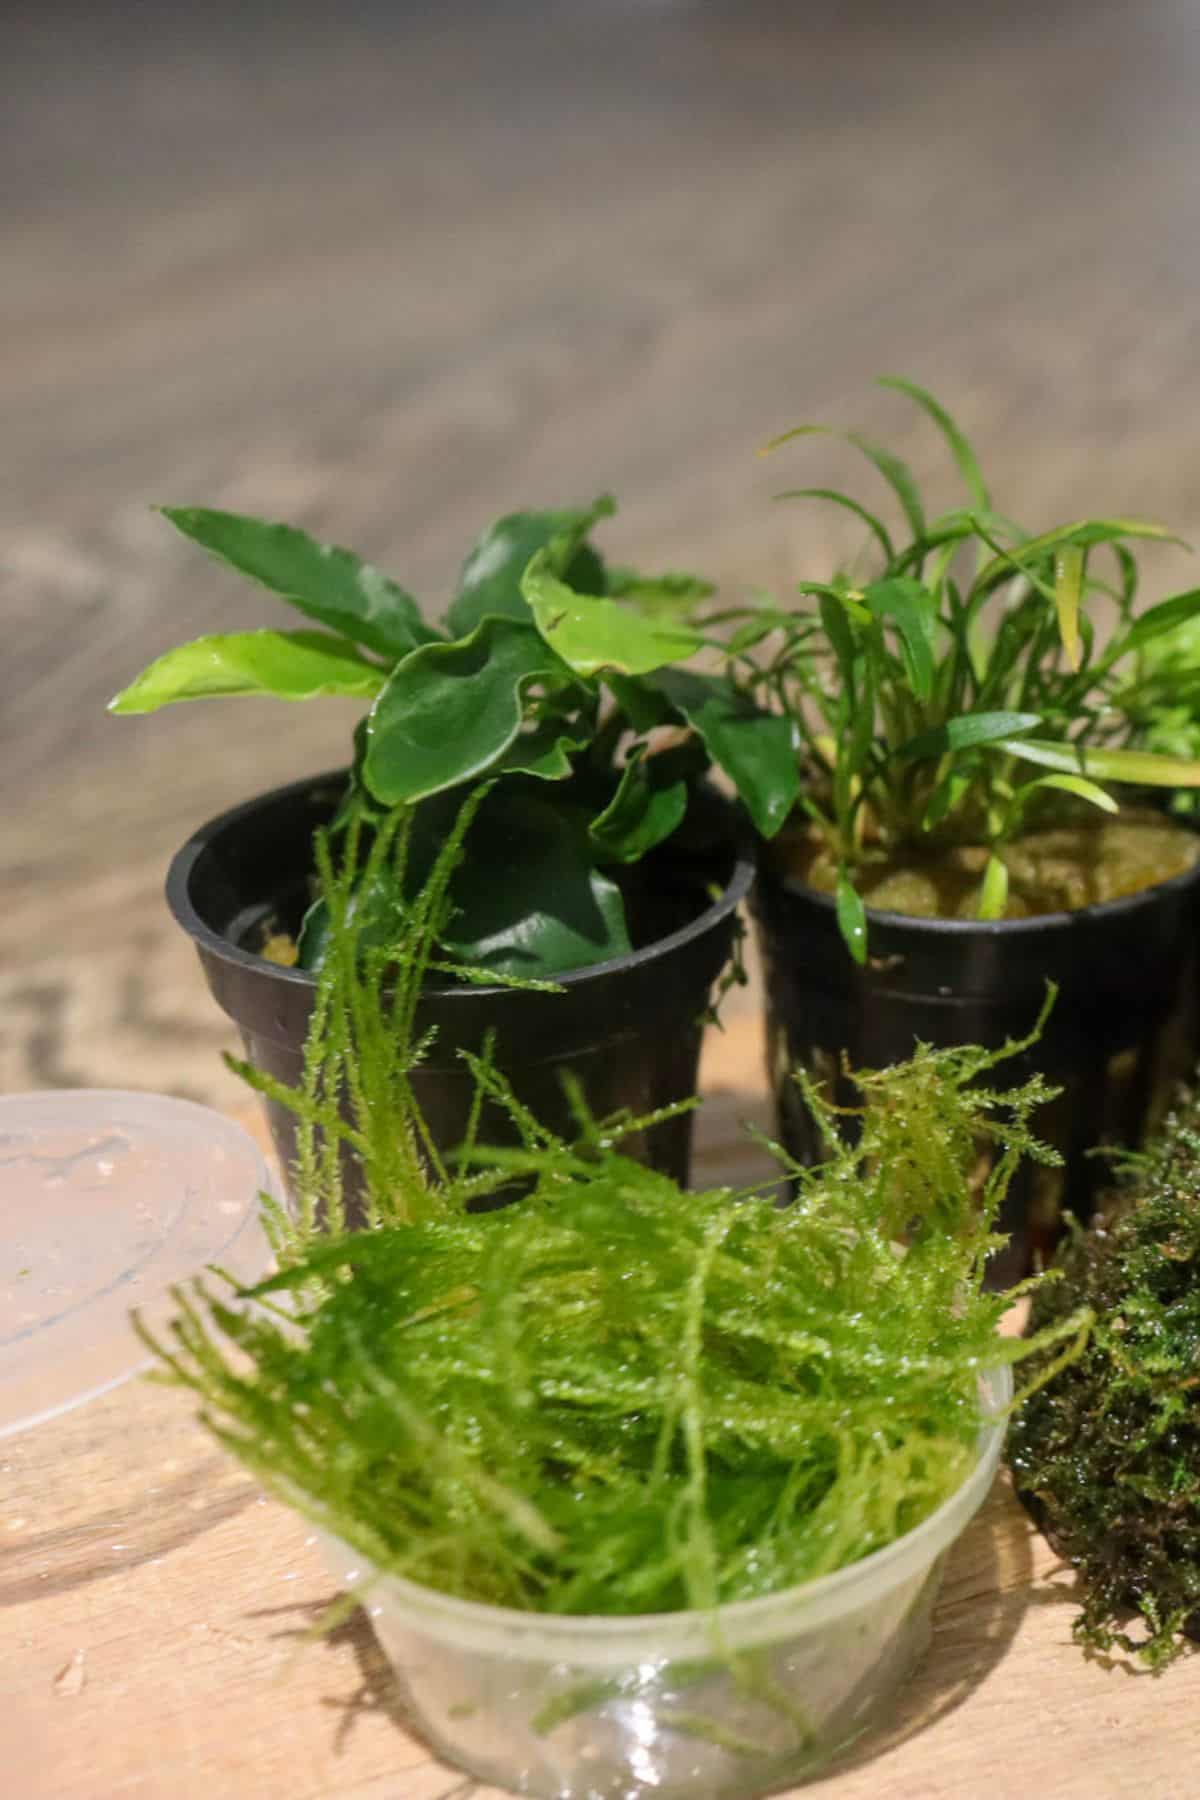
<box><xmin>167</xmin><ymin>771</ymin><xmax>754</xmax><ymax>1209</ymax></box>
<box><xmin>753</xmin><ymin>852</ymin><xmax>1200</xmax><ymax>1283</ymax></box>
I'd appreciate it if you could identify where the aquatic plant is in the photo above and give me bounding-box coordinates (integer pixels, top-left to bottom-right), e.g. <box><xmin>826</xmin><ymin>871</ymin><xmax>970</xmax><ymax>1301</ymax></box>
<box><xmin>1009</xmin><ymin>1091</ymin><xmax>1200</xmax><ymax>1666</ymax></box>
<box><xmin>142</xmin><ymin>802</ymin><xmax>1085</xmax><ymax>1616</ymax></box>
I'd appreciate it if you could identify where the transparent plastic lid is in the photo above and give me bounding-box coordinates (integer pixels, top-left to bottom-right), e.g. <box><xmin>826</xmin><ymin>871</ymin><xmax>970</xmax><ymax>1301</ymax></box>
<box><xmin>0</xmin><ymin>1090</ymin><xmax>275</xmax><ymax>1439</ymax></box>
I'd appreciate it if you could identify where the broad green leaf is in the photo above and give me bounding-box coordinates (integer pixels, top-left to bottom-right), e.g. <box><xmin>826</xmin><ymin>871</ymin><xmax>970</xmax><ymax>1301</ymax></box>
<box><xmin>1123</xmin><ymin>588</ymin><xmax>1200</xmax><ymax>650</ymax></box>
<box><xmin>877</xmin><ymin>376</ymin><xmax>991</xmax><ymax>511</ymax></box>
<box><xmin>762</xmin><ymin>425</ymin><xmax>925</xmax><ymax>541</ymax></box>
<box><xmin>159</xmin><ymin>508</ymin><xmax>432</xmax><ymax>660</ymax></box>
<box><xmin>588</xmin><ymin>747</ymin><xmax>690</xmax><ymax>863</ymax></box>
<box><xmin>300</xmin><ymin>787</ymin><xmax>631</xmax><ymax>979</ymax></box>
<box><xmin>973</xmin><ymin>518</ymin><xmax>1185</xmax><ymax>598</ymax></box>
<box><xmin>993</xmin><ymin>735</ymin><xmax>1200</xmax><ymax>788</ymax></box>
<box><xmin>977</xmin><ymin>853</ymin><xmax>1009</xmax><ymax>920</ymax></box>
<box><xmin>108</xmin><ymin>629</ymin><xmax>386</xmax><ymax>713</ymax></box>
<box><xmin>494</xmin><ymin>714</ymin><xmax>590</xmax><ymax>781</ymax></box>
<box><xmin>1054</xmin><ymin>544</ymin><xmax>1085</xmax><ymax>671</ymax></box>
<box><xmin>863</xmin><ymin>577</ymin><xmax>937</xmax><ymax>703</ymax></box>
<box><xmin>646</xmin><ymin>668</ymin><xmax>800</xmax><ymax>838</ymax></box>
<box><xmin>893</xmin><ymin>710</ymin><xmax>1041</xmax><ymax>765</ymax></box>
<box><xmin>772</xmin><ymin>487</ymin><xmax>894</xmax><ymax>563</ymax></box>
<box><xmin>523</xmin><ymin>551</ymin><xmax>703</xmax><ymax>676</ymax></box>
<box><xmin>835</xmin><ymin>866</ymin><xmax>867</xmax><ymax>964</ymax></box>
<box><xmin>435</xmin><ymin>790</ymin><xmax>631</xmax><ymax>977</ymax></box>
<box><xmin>1019</xmin><ymin>773</ymin><xmax>1118</xmax><ymax>814</ymax></box>
<box><xmin>364</xmin><ymin>617</ymin><xmax>580</xmax><ymax>803</ymax></box>
<box><xmin>446</xmin><ymin>496</ymin><xmax>616</xmax><ymax>636</ymax></box>
<box><xmin>604</xmin><ymin>568</ymin><xmax>716</xmax><ymax>611</ymax></box>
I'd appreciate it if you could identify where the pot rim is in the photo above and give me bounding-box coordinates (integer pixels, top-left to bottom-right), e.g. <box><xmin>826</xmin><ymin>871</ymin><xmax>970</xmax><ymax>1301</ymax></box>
<box><xmin>323</xmin><ymin>1362</ymin><xmax>1011</xmax><ymax>1661</ymax></box>
<box><xmin>760</xmin><ymin>830</ymin><xmax>1200</xmax><ymax>939</ymax></box>
<box><xmin>166</xmin><ymin>769</ymin><xmax>756</xmax><ymax>999</ymax></box>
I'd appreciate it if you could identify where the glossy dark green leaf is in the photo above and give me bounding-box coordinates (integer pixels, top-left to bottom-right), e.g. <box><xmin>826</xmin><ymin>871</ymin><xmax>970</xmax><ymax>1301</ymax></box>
<box><xmin>762</xmin><ymin>425</ymin><xmax>925</xmax><ymax>541</ymax></box>
<box><xmin>877</xmin><ymin>377</ymin><xmax>991</xmax><ymax>511</ymax></box>
<box><xmin>863</xmin><ymin>577</ymin><xmax>937</xmax><ymax>703</ymax></box>
<box><xmin>299</xmin><ymin>786</ymin><xmax>632</xmax><ymax>978</ymax></box>
<box><xmin>892</xmin><ymin>710</ymin><xmax>1041</xmax><ymax>765</ymax></box>
<box><xmin>588</xmin><ymin>747</ymin><xmax>690</xmax><ymax>863</ymax></box>
<box><xmin>835</xmin><ymin>866</ymin><xmax>868</xmax><ymax>964</ymax></box>
<box><xmin>523</xmin><ymin>552</ymin><xmax>703</xmax><ymax>676</ymax></box>
<box><xmin>363</xmin><ymin>617</ymin><xmax>579</xmax><ymax>803</ymax></box>
<box><xmin>445</xmin><ymin>497</ymin><xmax>616</xmax><ymax>636</ymax></box>
<box><xmin>108</xmin><ymin>629</ymin><xmax>386</xmax><ymax>713</ymax></box>
<box><xmin>159</xmin><ymin>507</ymin><xmax>432</xmax><ymax>660</ymax></box>
<box><xmin>436</xmin><ymin>789</ymin><xmax>631</xmax><ymax>977</ymax></box>
<box><xmin>647</xmin><ymin>668</ymin><xmax>800</xmax><ymax>838</ymax></box>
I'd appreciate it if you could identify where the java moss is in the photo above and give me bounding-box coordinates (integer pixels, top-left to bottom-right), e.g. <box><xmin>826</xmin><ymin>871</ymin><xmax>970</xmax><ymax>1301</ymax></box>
<box><xmin>1008</xmin><ymin>1091</ymin><xmax>1200</xmax><ymax>1666</ymax></box>
<box><xmin>140</xmin><ymin>794</ymin><xmax>1086</xmax><ymax>1618</ymax></box>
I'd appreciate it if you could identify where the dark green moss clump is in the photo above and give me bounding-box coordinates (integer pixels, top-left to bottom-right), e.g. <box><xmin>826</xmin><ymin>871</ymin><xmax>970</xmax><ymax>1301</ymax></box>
<box><xmin>1008</xmin><ymin>1094</ymin><xmax>1200</xmax><ymax>1666</ymax></box>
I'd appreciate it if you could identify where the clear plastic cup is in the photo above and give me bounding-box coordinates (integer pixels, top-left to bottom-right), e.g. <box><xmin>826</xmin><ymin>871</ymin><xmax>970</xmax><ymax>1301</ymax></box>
<box><xmin>323</xmin><ymin>1363</ymin><xmax>1011</xmax><ymax>1798</ymax></box>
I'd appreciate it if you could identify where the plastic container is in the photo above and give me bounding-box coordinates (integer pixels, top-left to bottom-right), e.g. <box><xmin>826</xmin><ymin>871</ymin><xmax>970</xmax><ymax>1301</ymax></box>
<box><xmin>0</xmin><ymin>1089</ymin><xmax>273</xmax><ymax>1438</ymax></box>
<box><xmin>165</xmin><ymin>771</ymin><xmax>754</xmax><ymax>1207</ymax></box>
<box><xmin>322</xmin><ymin>1364</ymin><xmax>1010</xmax><ymax>1799</ymax></box>
<box><xmin>752</xmin><ymin>856</ymin><xmax>1200</xmax><ymax>1283</ymax></box>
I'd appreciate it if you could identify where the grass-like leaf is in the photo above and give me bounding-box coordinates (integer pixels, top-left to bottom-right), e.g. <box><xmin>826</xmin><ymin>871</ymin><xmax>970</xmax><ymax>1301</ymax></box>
<box><xmin>877</xmin><ymin>375</ymin><xmax>991</xmax><ymax>511</ymax></box>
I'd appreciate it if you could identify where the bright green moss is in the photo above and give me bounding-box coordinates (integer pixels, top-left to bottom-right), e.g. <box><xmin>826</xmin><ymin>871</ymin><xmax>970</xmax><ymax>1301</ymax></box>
<box><xmin>143</xmin><ymin>798</ymin><xmax>1084</xmax><ymax>1618</ymax></box>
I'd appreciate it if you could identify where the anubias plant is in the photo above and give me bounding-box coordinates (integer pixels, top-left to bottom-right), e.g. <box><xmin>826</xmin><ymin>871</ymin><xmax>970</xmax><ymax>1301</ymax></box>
<box><xmin>111</xmin><ymin>497</ymin><xmax>798</xmax><ymax>977</ymax></box>
<box><xmin>706</xmin><ymin>377</ymin><xmax>1200</xmax><ymax>958</ymax></box>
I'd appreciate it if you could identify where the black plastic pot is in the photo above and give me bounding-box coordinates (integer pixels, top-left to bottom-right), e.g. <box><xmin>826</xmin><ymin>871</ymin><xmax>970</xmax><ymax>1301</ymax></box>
<box><xmin>167</xmin><ymin>772</ymin><xmax>754</xmax><ymax>1207</ymax></box>
<box><xmin>753</xmin><ymin>854</ymin><xmax>1200</xmax><ymax>1283</ymax></box>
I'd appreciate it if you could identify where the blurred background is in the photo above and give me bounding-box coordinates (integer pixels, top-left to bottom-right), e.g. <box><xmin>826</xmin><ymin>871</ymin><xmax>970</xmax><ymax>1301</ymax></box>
<box><xmin>5</xmin><ymin>0</ymin><xmax>1200</xmax><ymax>1108</ymax></box>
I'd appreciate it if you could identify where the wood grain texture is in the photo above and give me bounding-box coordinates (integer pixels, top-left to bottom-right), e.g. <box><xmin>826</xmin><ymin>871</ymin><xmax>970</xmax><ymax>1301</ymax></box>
<box><xmin>3</xmin><ymin>1019</ymin><xmax>1198</xmax><ymax>1800</ymax></box>
<box><xmin>7</xmin><ymin>0</ymin><xmax>1200</xmax><ymax>1109</ymax></box>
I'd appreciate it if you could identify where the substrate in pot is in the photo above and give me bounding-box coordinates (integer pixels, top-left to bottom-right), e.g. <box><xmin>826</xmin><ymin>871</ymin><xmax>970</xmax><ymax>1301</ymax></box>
<box><xmin>755</xmin><ymin>813</ymin><xmax>1200</xmax><ymax>1280</ymax></box>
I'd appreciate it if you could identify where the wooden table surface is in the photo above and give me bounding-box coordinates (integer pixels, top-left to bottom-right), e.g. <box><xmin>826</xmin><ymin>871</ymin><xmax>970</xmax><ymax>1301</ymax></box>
<box><xmin>4</xmin><ymin>1015</ymin><xmax>1199</xmax><ymax>1800</ymax></box>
